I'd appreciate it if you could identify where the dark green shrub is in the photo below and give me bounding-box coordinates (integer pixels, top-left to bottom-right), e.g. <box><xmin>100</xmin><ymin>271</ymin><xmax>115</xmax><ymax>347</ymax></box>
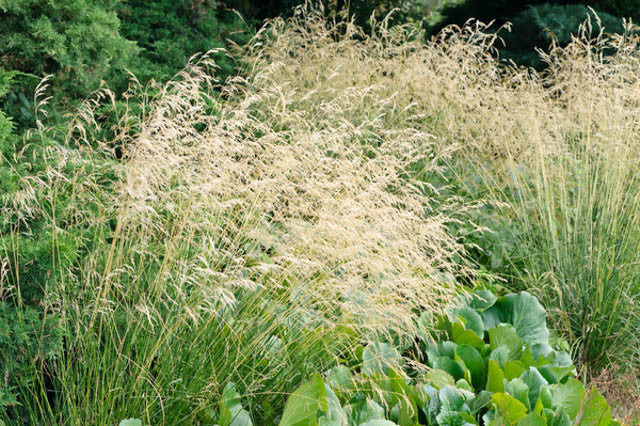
<box><xmin>500</xmin><ymin>4</ymin><xmax>623</xmax><ymax>69</ymax></box>
<box><xmin>431</xmin><ymin>1</ymin><xmax>637</xmax><ymax>69</ymax></box>
<box><xmin>116</xmin><ymin>0</ymin><xmax>252</xmax><ymax>89</ymax></box>
<box><xmin>0</xmin><ymin>69</ymin><xmax>16</xmax><ymax>147</ymax></box>
<box><xmin>591</xmin><ymin>0</ymin><xmax>640</xmax><ymax>21</ymax></box>
<box><xmin>431</xmin><ymin>0</ymin><xmax>633</xmax><ymax>32</ymax></box>
<box><xmin>0</xmin><ymin>304</ymin><xmax>64</xmax><ymax>416</ymax></box>
<box><xmin>0</xmin><ymin>0</ymin><xmax>137</xmax><ymax>100</ymax></box>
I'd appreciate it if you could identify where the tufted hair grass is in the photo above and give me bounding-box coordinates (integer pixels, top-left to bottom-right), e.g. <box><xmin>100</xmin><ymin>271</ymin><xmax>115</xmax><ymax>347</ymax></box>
<box><xmin>2</xmin><ymin>11</ymin><xmax>475</xmax><ymax>425</ymax></box>
<box><xmin>449</xmin><ymin>17</ymin><xmax>640</xmax><ymax>379</ymax></box>
<box><xmin>7</xmin><ymin>5</ymin><xmax>640</xmax><ymax>422</ymax></box>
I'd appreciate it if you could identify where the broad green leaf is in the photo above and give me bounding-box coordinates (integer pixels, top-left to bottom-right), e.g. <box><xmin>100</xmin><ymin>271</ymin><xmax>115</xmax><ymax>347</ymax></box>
<box><xmin>543</xmin><ymin>408</ymin><xmax>555</xmax><ymax>420</ymax></box>
<box><xmin>520</xmin><ymin>368</ymin><xmax>548</xmax><ymax>410</ymax></box>
<box><xmin>517</xmin><ymin>413</ymin><xmax>546</xmax><ymax>426</ymax></box>
<box><xmin>489</xmin><ymin>345</ymin><xmax>512</xmax><ymax>369</ymax></box>
<box><xmin>505</xmin><ymin>378</ymin><xmax>531</xmax><ymax>411</ymax></box>
<box><xmin>434</xmin><ymin>357</ymin><xmax>466</xmax><ymax>381</ymax></box>
<box><xmin>279</xmin><ymin>373</ymin><xmax>329</xmax><ymax>426</ymax></box>
<box><xmin>455</xmin><ymin>345</ymin><xmax>486</xmax><ymax>390</ymax></box>
<box><xmin>425</xmin><ymin>341</ymin><xmax>457</xmax><ymax>365</ymax></box>
<box><xmin>457</xmin><ymin>306</ymin><xmax>485</xmax><ymax>337</ymax></box>
<box><xmin>452</xmin><ymin>321</ymin><xmax>485</xmax><ymax>350</ymax></box>
<box><xmin>491</xmin><ymin>393</ymin><xmax>528</xmax><ymax>424</ymax></box>
<box><xmin>530</xmin><ymin>344</ymin><xmax>553</xmax><ymax>361</ymax></box>
<box><xmin>371</xmin><ymin>373</ymin><xmax>397</xmax><ymax>407</ymax></box>
<box><xmin>318</xmin><ymin>383</ymin><xmax>346</xmax><ymax>426</ymax></box>
<box><xmin>481</xmin><ymin>306</ymin><xmax>501</xmax><ymax>330</ymax></box>
<box><xmin>482</xmin><ymin>408</ymin><xmax>497</xmax><ymax>425</ymax></box>
<box><xmin>457</xmin><ymin>378</ymin><xmax>474</xmax><ymax>392</ymax></box>
<box><xmin>551</xmin><ymin>351</ymin><xmax>573</xmax><ymax>367</ymax></box>
<box><xmin>551</xmin><ymin>407</ymin><xmax>571</xmax><ymax>426</ymax></box>
<box><xmin>436</xmin><ymin>410</ymin><xmax>477</xmax><ymax>426</ymax></box>
<box><xmin>495</xmin><ymin>292</ymin><xmax>549</xmax><ymax>346</ymax></box>
<box><xmin>327</xmin><ymin>365</ymin><xmax>353</xmax><ymax>391</ymax></box>
<box><xmin>520</xmin><ymin>347</ymin><xmax>537</xmax><ymax>368</ymax></box>
<box><xmin>574</xmin><ymin>387</ymin><xmax>612</xmax><ymax>426</ymax></box>
<box><xmin>363</xmin><ymin>342</ymin><xmax>401</xmax><ymax>376</ymax></box>
<box><xmin>504</xmin><ymin>361</ymin><xmax>526</xmax><ymax>381</ymax></box>
<box><xmin>388</xmin><ymin>368</ymin><xmax>418</xmax><ymax>426</ymax></box>
<box><xmin>468</xmin><ymin>391</ymin><xmax>492</xmax><ymax>416</ymax></box>
<box><xmin>420</xmin><ymin>385</ymin><xmax>441</xmax><ymax>418</ymax></box>
<box><xmin>469</xmin><ymin>290</ymin><xmax>497</xmax><ymax>311</ymax></box>
<box><xmin>220</xmin><ymin>382</ymin><xmax>253</xmax><ymax>426</ymax></box>
<box><xmin>532</xmin><ymin>394</ymin><xmax>544</xmax><ymax>416</ymax></box>
<box><xmin>489</xmin><ymin>324</ymin><xmax>522</xmax><ymax>359</ymax></box>
<box><xmin>538</xmin><ymin>365</ymin><xmax>575</xmax><ymax>384</ymax></box>
<box><xmin>396</xmin><ymin>400</ymin><xmax>416</xmax><ymax>426</ymax></box>
<box><xmin>487</xmin><ymin>360</ymin><xmax>505</xmax><ymax>393</ymax></box>
<box><xmin>548</xmin><ymin>378</ymin><xmax>585</xmax><ymax>419</ymax></box>
<box><xmin>359</xmin><ymin>421</ymin><xmax>398</xmax><ymax>426</ymax></box>
<box><xmin>426</xmin><ymin>368</ymin><xmax>455</xmax><ymax>389</ymax></box>
<box><xmin>344</xmin><ymin>399</ymin><xmax>386</xmax><ymax>425</ymax></box>
<box><xmin>279</xmin><ymin>378</ymin><xmax>323</xmax><ymax>425</ymax></box>
<box><xmin>439</xmin><ymin>385</ymin><xmax>467</xmax><ymax>412</ymax></box>
<box><xmin>539</xmin><ymin>387</ymin><xmax>552</xmax><ymax>409</ymax></box>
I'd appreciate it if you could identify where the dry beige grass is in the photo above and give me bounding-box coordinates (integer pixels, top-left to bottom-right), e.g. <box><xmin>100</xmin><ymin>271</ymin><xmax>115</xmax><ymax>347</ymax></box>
<box><xmin>7</xmin><ymin>5</ymin><xmax>640</xmax><ymax>422</ymax></box>
<box><xmin>112</xmin><ymin>30</ymin><xmax>474</xmax><ymax>340</ymax></box>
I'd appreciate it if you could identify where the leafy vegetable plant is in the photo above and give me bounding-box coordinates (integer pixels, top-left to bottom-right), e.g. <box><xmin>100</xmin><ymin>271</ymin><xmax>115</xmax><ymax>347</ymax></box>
<box><xmin>278</xmin><ymin>290</ymin><xmax>621</xmax><ymax>425</ymax></box>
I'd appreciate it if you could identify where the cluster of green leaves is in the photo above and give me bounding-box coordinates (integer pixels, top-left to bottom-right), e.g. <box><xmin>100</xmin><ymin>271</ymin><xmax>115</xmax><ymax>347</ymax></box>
<box><xmin>115</xmin><ymin>0</ymin><xmax>252</xmax><ymax>89</ymax></box>
<box><xmin>0</xmin><ymin>0</ymin><xmax>251</xmax><ymax>131</ymax></box>
<box><xmin>0</xmin><ymin>0</ymin><xmax>137</xmax><ymax>102</ymax></box>
<box><xmin>276</xmin><ymin>290</ymin><xmax>619</xmax><ymax>425</ymax></box>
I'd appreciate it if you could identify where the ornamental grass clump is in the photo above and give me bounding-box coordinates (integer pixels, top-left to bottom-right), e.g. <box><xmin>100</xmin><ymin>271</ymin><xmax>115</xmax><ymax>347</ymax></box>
<box><xmin>397</xmin><ymin>13</ymin><xmax>640</xmax><ymax>380</ymax></box>
<box><xmin>453</xmin><ymin>18</ymin><xmax>640</xmax><ymax>378</ymax></box>
<box><xmin>1</xmin><ymin>13</ymin><xmax>474</xmax><ymax>424</ymax></box>
<box><xmin>248</xmin><ymin>2</ymin><xmax>640</xmax><ymax>385</ymax></box>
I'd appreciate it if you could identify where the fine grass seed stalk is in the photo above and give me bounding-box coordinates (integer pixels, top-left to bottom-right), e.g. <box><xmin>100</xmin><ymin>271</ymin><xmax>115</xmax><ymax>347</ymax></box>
<box><xmin>2</xmin><ymin>14</ymin><xmax>473</xmax><ymax>425</ymax></box>
<box><xmin>5</xmin><ymin>6</ymin><xmax>640</xmax><ymax>424</ymax></box>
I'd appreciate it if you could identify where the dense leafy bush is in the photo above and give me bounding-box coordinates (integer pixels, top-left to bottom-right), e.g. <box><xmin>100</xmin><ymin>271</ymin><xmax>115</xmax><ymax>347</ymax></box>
<box><xmin>0</xmin><ymin>0</ymin><xmax>252</xmax><ymax>132</ymax></box>
<box><xmin>0</xmin><ymin>303</ymin><xmax>64</xmax><ymax>412</ymax></box>
<box><xmin>0</xmin><ymin>0</ymin><xmax>137</xmax><ymax>100</ymax></box>
<box><xmin>278</xmin><ymin>290</ymin><xmax>620</xmax><ymax>425</ymax></box>
<box><xmin>0</xmin><ymin>69</ymin><xmax>14</xmax><ymax>144</ymax></box>
<box><xmin>116</xmin><ymin>0</ymin><xmax>251</xmax><ymax>88</ymax></box>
